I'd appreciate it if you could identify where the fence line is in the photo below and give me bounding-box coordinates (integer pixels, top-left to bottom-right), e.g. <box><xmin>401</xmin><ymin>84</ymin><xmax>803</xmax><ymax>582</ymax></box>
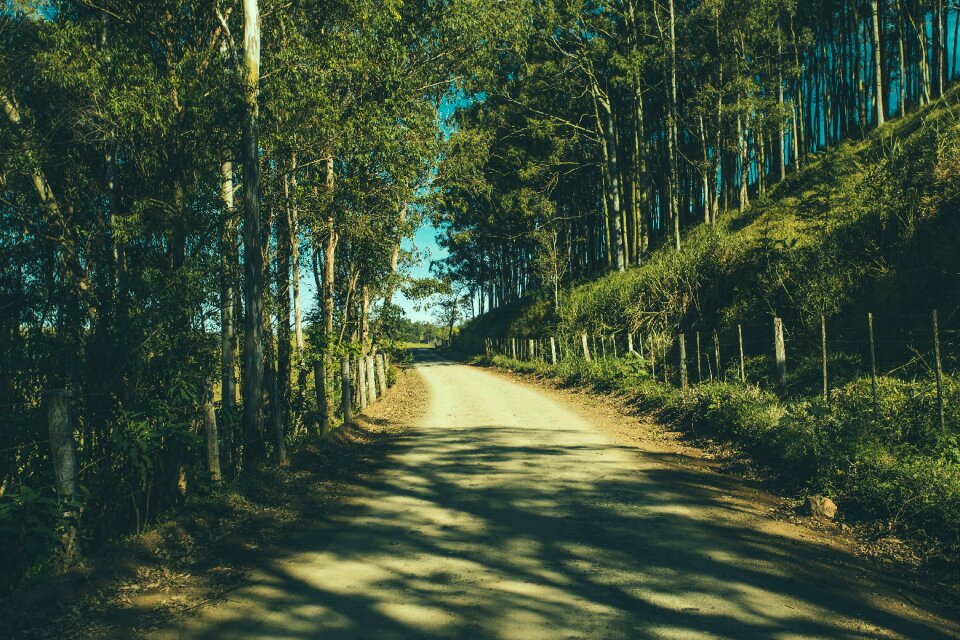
<box><xmin>488</xmin><ymin>309</ymin><xmax>958</xmax><ymax>419</ymax></box>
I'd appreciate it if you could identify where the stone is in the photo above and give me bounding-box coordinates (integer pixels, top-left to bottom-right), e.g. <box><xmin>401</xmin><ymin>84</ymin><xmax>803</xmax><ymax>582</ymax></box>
<box><xmin>801</xmin><ymin>495</ymin><xmax>838</xmax><ymax>520</ymax></box>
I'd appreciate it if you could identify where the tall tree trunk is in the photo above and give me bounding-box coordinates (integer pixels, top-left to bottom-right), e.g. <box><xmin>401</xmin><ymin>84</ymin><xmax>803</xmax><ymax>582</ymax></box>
<box><xmin>600</xmin><ymin>98</ymin><xmax>626</xmax><ymax>271</ymax></box>
<box><xmin>591</xmin><ymin>83</ymin><xmax>622</xmax><ymax>271</ymax></box>
<box><xmin>933</xmin><ymin>0</ymin><xmax>943</xmax><ymax>98</ymax></box>
<box><xmin>777</xmin><ymin>31</ymin><xmax>787</xmax><ymax>181</ymax></box>
<box><xmin>700</xmin><ymin>115</ymin><xmax>711</xmax><ymax>224</ymax></box>
<box><xmin>276</xmin><ymin>174</ymin><xmax>292</xmax><ymax>436</ymax></box>
<box><xmin>219</xmin><ymin>155</ymin><xmax>238</xmax><ymax>472</ymax></box>
<box><xmin>668</xmin><ymin>0</ymin><xmax>681</xmax><ymax>251</ymax></box>
<box><xmin>854</xmin><ymin>6</ymin><xmax>866</xmax><ymax>134</ymax></box>
<box><xmin>322</xmin><ymin>157</ymin><xmax>337</xmax><ymax>336</ymax></box>
<box><xmin>823</xmin><ymin>37</ymin><xmax>834</xmax><ymax>144</ymax></box>
<box><xmin>241</xmin><ymin>0</ymin><xmax>266</xmax><ymax>465</ymax></box>
<box><xmin>600</xmin><ymin>167</ymin><xmax>613</xmax><ymax>267</ymax></box>
<box><xmin>287</xmin><ymin>156</ymin><xmax>306</xmax><ymax>420</ymax></box>
<box><xmin>940</xmin><ymin>0</ymin><xmax>948</xmax><ymax>93</ymax></box>
<box><xmin>203</xmin><ymin>375</ymin><xmax>221</xmax><ymax>482</ymax></box>
<box><xmin>791</xmin><ymin>16</ymin><xmax>805</xmax><ymax>168</ymax></box>
<box><xmin>871</xmin><ymin>0</ymin><xmax>886</xmax><ymax>127</ymax></box>
<box><xmin>713</xmin><ymin>12</ymin><xmax>723</xmax><ymax>221</ymax></box>
<box><xmin>288</xmin><ymin>156</ymin><xmax>304</xmax><ymax>357</ymax></box>
<box><xmin>757</xmin><ymin>123</ymin><xmax>766</xmax><ymax>197</ymax></box>
<box><xmin>952</xmin><ymin>5</ymin><xmax>960</xmax><ymax>82</ymax></box>
<box><xmin>263</xmin><ymin>316</ymin><xmax>287</xmax><ymax>463</ymax></box>
<box><xmin>915</xmin><ymin>8</ymin><xmax>931</xmax><ymax>106</ymax></box>
<box><xmin>897</xmin><ymin>0</ymin><xmax>908</xmax><ymax>116</ymax></box>
<box><xmin>737</xmin><ymin>109</ymin><xmax>749</xmax><ymax>212</ymax></box>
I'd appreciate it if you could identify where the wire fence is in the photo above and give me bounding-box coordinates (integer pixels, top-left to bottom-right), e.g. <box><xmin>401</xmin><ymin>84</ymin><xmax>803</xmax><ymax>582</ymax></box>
<box><xmin>489</xmin><ymin>306</ymin><xmax>960</xmax><ymax>428</ymax></box>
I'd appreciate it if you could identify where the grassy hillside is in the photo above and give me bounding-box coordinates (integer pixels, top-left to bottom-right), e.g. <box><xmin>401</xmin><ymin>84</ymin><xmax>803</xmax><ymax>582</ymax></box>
<box><xmin>463</xmin><ymin>86</ymin><xmax>960</xmax><ymax>391</ymax></box>
<box><xmin>457</xmin><ymin>88</ymin><xmax>960</xmax><ymax>563</ymax></box>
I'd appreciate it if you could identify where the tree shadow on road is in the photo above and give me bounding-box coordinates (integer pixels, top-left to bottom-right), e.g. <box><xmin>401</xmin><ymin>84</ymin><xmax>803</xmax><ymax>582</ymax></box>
<box><xmin>147</xmin><ymin>420</ymin><xmax>960</xmax><ymax>640</ymax></box>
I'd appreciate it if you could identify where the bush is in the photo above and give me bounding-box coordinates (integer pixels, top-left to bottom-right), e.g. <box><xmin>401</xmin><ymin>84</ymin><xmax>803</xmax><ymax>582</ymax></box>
<box><xmin>0</xmin><ymin>485</ymin><xmax>75</xmax><ymax>585</ymax></box>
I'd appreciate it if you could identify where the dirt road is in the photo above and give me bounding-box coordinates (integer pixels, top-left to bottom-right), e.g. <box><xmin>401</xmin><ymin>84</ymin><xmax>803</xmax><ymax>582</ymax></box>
<box><xmin>148</xmin><ymin>353</ymin><xmax>959</xmax><ymax>639</ymax></box>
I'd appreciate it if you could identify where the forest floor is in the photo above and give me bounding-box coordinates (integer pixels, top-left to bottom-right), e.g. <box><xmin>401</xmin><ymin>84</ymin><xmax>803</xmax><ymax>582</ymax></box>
<box><xmin>138</xmin><ymin>351</ymin><xmax>957</xmax><ymax>640</ymax></box>
<box><xmin>1</xmin><ymin>366</ymin><xmax>428</xmax><ymax>640</ymax></box>
<box><xmin>6</xmin><ymin>352</ymin><xmax>960</xmax><ymax>639</ymax></box>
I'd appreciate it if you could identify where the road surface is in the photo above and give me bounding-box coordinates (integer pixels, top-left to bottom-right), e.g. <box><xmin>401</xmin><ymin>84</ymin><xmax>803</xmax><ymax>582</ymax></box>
<box><xmin>148</xmin><ymin>353</ymin><xmax>959</xmax><ymax>639</ymax></box>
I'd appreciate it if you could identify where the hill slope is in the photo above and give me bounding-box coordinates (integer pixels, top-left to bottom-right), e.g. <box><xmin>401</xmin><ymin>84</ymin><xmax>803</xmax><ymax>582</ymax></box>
<box><xmin>463</xmin><ymin>86</ymin><xmax>960</xmax><ymax>391</ymax></box>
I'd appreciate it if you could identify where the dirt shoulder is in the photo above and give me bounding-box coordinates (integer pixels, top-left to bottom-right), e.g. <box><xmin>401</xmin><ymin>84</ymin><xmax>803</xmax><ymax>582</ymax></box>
<box><xmin>476</xmin><ymin>361</ymin><xmax>960</xmax><ymax>619</ymax></box>
<box><xmin>1</xmin><ymin>366</ymin><xmax>428</xmax><ymax>640</ymax></box>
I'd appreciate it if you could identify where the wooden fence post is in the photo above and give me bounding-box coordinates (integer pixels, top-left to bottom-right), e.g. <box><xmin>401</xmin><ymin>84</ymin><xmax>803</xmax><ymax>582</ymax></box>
<box><xmin>366</xmin><ymin>354</ymin><xmax>377</xmax><ymax>403</ymax></box>
<box><xmin>868</xmin><ymin>312</ymin><xmax>878</xmax><ymax>415</ymax></box>
<box><xmin>315</xmin><ymin>359</ymin><xmax>329</xmax><ymax>437</ymax></box>
<box><xmin>550</xmin><ymin>337</ymin><xmax>557</xmax><ymax>365</ymax></box>
<box><xmin>821</xmin><ymin>315</ymin><xmax>829</xmax><ymax>403</ymax></box>
<box><xmin>47</xmin><ymin>389</ymin><xmax>79</xmax><ymax>566</ymax></box>
<box><xmin>738</xmin><ymin>324</ymin><xmax>746</xmax><ymax>384</ymax></box>
<box><xmin>376</xmin><ymin>354</ymin><xmax>388</xmax><ymax>398</ymax></box>
<box><xmin>774</xmin><ymin>317</ymin><xmax>787</xmax><ymax>391</ymax></box>
<box><xmin>581</xmin><ymin>332</ymin><xmax>592</xmax><ymax>361</ymax></box>
<box><xmin>679</xmin><ymin>333</ymin><xmax>689</xmax><ymax>393</ymax></box>
<box><xmin>340</xmin><ymin>356</ymin><xmax>353</xmax><ymax>423</ymax></box>
<box><xmin>933</xmin><ymin>310</ymin><xmax>946</xmax><ymax>432</ymax></box>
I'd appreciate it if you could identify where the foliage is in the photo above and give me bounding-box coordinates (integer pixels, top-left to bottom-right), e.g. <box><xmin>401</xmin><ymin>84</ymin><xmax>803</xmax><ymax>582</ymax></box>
<box><xmin>0</xmin><ymin>485</ymin><xmax>80</xmax><ymax>585</ymax></box>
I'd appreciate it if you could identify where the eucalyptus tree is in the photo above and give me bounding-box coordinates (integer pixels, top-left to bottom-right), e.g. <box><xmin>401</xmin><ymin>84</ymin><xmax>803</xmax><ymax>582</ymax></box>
<box><xmin>437</xmin><ymin>0</ymin><xmax>960</xmax><ymax>322</ymax></box>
